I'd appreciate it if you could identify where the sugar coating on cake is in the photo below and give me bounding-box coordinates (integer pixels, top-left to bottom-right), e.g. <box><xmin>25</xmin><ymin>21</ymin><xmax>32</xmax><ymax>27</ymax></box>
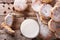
<box><xmin>40</xmin><ymin>22</ymin><xmax>51</xmax><ymax>38</ymax></box>
<box><xmin>40</xmin><ymin>4</ymin><xmax>52</xmax><ymax>17</ymax></box>
<box><xmin>51</xmin><ymin>6</ymin><xmax>60</xmax><ymax>22</ymax></box>
<box><xmin>31</xmin><ymin>1</ymin><xmax>41</xmax><ymax>12</ymax></box>
<box><xmin>14</xmin><ymin>0</ymin><xmax>27</xmax><ymax>11</ymax></box>
<box><xmin>5</xmin><ymin>14</ymin><xmax>13</xmax><ymax>27</ymax></box>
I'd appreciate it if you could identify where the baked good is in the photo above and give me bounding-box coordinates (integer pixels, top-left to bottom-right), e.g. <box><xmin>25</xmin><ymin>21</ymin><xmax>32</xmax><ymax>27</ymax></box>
<box><xmin>5</xmin><ymin>14</ymin><xmax>14</xmax><ymax>27</ymax></box>
<box><xmin>1</xmin><ymin>22</ymin><xmax>15</xmax><ymax>34</ymax></box>
<box><xmin>40</xmin><ymin>4</ymin><xmax>52</xmax><ymax>19</ymax></box>
<box><xmin>51</xmin><ymin>6</ymin><xmax>60</xmax><ymax>22</ymax></box>
<box><xmin>39</xmin><ymin>21</ymin><xmax>52</xmax><ymax>39</ymax></box>
<box><xmin>20</xmin><ymin>19</ymin><xmax>39</xmax><ymax>38</ymax></box>
<box><xmin>14</xmin><ymin>0</ymin><xmax>28</xmax><ymax>11</ymax></box>
<box><xmin>31</xmin><ymin>1</ymin><xmax>41</xmax><ymax>12</ymax></box>
<box><xmin>48</xmin><ymin>19</ymin><xmax>60</xmax><ymax>33</ymax></box>
<box><xmin>48</xmin><ymin>19</ymin><xmax>56</xmax><ymax>32</ymax></box>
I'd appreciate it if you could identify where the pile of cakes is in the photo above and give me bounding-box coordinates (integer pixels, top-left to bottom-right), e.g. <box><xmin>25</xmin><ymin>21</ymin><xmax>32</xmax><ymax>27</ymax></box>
<box><xmin>0</xmin><ymin>0</ymin><xmax>60</xmax><ymax>40</ymax></box>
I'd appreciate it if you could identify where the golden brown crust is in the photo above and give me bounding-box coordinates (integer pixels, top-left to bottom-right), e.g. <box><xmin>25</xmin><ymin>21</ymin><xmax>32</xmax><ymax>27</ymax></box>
<box><xmin>48</xmin><ymin>19</ymin><xmax>56</xmax><ymax>32</ymax></box>
<box><xmin>48</xmin><ymin>19</ymin><xmax>60</xmax><ymax>33</ymax></box>
<box><xmin>40</xmin><ymin>15</ymin><xmax>50</xmax><ymax>25</ymax></box>
<box><xmin>40</xmin><ymin>12</ymin><xmax>50</xmax><ymax>19</ymax></box>
<box><xmin>41</xmin><ymin>0</ymin><xmax>53</xmax><ymax>3</ymax></box>
<box><xmin>1</xmin><ymin>22</ymin><xmax>15</xmax><ymax>34</ymax></box>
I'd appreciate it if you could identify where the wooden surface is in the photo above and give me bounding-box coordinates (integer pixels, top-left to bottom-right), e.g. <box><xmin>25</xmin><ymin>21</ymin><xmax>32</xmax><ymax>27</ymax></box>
<box><xmin>0</xmin><ymin>0</ymin><xmax>14</xmax><ymax>3</ymax></box>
